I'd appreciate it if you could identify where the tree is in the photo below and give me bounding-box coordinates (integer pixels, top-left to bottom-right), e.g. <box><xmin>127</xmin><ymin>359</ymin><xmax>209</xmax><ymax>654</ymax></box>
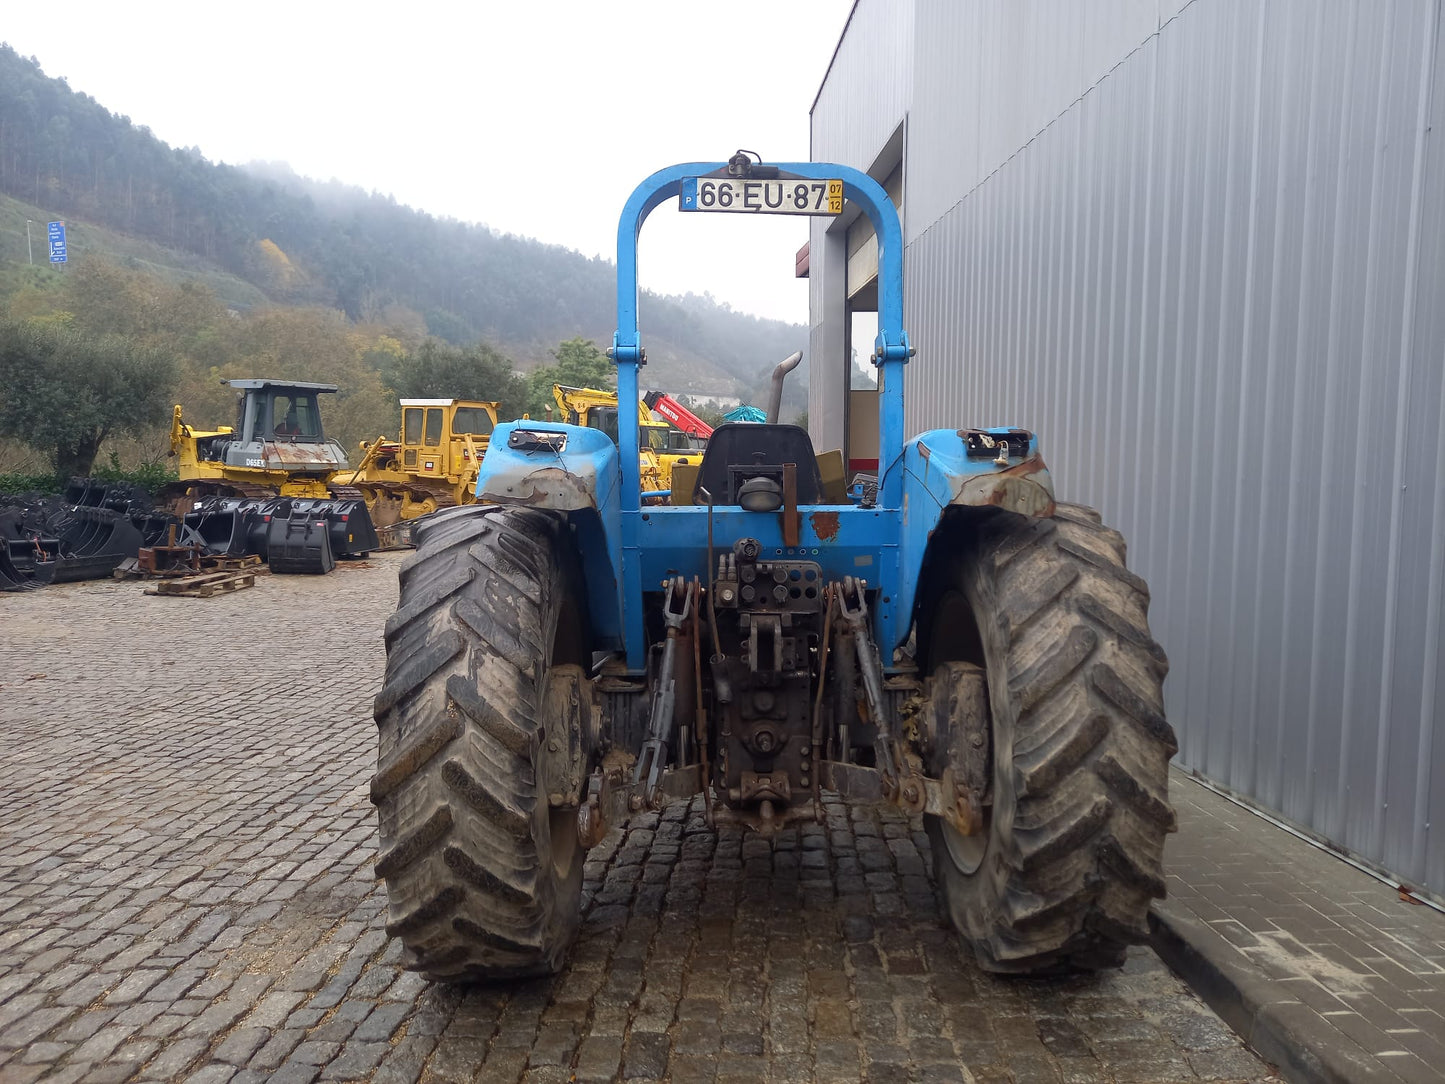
<box><xmin>676</xmin><ymin>395</ymin><xmax>729</xmax><ymax>429</ymax></box>
<box><xmin>382</xmin><ymin>339</ymin><xmax>527</xmax><ymax>419</ymax></box>
<box><xmin>0</xmin><ymin>319</ymin><xmax>177</xmax><ymax>477</ymax></box>
<box><xmin>523</xmin><ymin>337</ymin><xmax>614</xmax><ymax>417</ymax></box>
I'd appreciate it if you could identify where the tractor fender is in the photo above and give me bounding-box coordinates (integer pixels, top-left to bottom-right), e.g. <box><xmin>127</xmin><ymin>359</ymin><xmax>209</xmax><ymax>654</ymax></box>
<box><xmin>475</xmin><ymin>421</ymin><xmax>624</xmax><ymax>651</ymax></box>
<box><xmin>892</xmin><ymin>427</ymin><xmax>1056</xmax><ymax>651</ymax></box>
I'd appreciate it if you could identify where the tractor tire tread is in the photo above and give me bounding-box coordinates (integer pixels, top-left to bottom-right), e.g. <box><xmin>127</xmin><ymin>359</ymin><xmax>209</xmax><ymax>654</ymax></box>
<box><xmin>933</xmin><ymin>501</ymin><xmax>1176</xmax><ymax>973</ymax></box>
<box><xmin>372</xmin><ymin>505</ymin><xmax>582</xmax><ymax>981</ymax></box>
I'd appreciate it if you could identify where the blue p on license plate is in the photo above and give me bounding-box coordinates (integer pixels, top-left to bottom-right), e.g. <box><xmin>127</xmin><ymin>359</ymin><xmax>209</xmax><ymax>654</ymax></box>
<box><xmin>680</xmin><ymin>177</ymin><xmax>843</xmax><ymax>215</ymax></box>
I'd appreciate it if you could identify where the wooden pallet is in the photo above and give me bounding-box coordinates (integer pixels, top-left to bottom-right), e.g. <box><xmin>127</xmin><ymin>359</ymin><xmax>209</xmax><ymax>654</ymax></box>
<box><xmin>143</xmin><ymin>570</ymin><xmax>256</xmax><ymax>598</ymax></box>
<box><xmin>199</xmin><ymin>553</ymin><xmax>263</xmax><ymax>572</ymax></box>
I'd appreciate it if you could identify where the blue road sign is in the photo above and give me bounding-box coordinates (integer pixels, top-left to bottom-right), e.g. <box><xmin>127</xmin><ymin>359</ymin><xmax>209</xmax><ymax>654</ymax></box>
<box><xmin>47</xmin><ymin>221</ymin><xmax>67</xmax><ymax>263</ymax></box>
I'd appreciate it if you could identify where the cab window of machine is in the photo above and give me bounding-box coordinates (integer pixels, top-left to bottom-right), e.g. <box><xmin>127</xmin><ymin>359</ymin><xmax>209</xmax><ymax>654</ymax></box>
<box><xmin>424</xmin><ymin>408</ymin><xmax>443</xmax><ymax>446</ymax></box>
<box><xmin>452</xmin><ymin>407</ymin><xmax>494</xmax><ymax>436</ymax></box>
<box><xmin>642</xmin><ymin>426</ymin><xmax>668</xmax><ymax>453</ymax></box>
<box><xmin>272</xmin><ymin>394</ymin><xmax>320</xmax><ymax>439</ymax></box>
<box><xmin>402</xmin><ymin>408</ymin><xmax>422</xmax><ymax>444</ymax></box>
<box><xmin>592</xmin><ymin>407</ymin><xmax>619</xmax><ymax>444</ymax></box>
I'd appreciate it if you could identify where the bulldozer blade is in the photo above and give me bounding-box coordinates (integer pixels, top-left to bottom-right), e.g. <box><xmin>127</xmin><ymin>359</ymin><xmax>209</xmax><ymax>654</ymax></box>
<box><xmin>372</xmin><ymin>521</ymin><xmax>415</xmax><ymax>550</ymax></box>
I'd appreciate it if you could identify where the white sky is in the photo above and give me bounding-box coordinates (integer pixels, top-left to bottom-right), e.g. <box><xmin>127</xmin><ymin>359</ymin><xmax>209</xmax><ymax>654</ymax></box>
<box><xmin>2</xmin><ymin>1</ymin><xmax>855</xmax><ymax>326</ymax></box>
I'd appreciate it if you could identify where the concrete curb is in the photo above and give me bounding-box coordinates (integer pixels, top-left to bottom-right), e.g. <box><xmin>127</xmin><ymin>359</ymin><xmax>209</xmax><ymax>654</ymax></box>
<box><xmin>1149</xmin><ymin>906</ymin><xmax>1384</xmax><ymax>1084</ymax></box>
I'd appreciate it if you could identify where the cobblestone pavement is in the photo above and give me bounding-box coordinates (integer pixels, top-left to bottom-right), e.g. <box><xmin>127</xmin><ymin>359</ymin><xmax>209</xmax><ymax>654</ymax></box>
<box><xmin>0</xmin><ymin>556</ymin><xmax>1277</xmax><ymax>1083</ymax></box>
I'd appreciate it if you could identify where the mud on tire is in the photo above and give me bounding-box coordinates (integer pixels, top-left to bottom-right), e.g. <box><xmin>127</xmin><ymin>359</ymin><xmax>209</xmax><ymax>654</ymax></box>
<box><xmin>371</xmin><ymin>505</ymin><xmax>589</xmax><ymax>980</ymax></box>
<box><xmin>922</xmin><ymin>503</ymin><xmax>1177</xmax><ymax>973</ymax></box>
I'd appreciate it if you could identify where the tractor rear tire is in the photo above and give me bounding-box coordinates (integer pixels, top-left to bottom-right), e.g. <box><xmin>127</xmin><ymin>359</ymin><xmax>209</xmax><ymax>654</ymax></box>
<box><xmin>923</xmin><ymin>503</ymin><xmax>1177</xmax><ymax>973</ymax></box>
<box><xmin>371</xmin><ymin>505</ymin><xmax>589</xmax><ymax>981</ymax></box>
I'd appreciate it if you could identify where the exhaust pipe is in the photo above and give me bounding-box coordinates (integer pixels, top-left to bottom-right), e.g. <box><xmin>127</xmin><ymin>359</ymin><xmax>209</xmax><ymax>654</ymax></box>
<box><xmin>766</xmin><ymin>350</ymin><xmax>803</xmax><ymax>424</ymax></box>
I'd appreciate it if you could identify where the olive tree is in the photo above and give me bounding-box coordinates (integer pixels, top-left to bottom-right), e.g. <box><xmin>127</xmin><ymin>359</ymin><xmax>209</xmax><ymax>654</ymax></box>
<box><xmin>0</xmin><ymin>320</ymin><xmax>177</xmax><ymax>479</ymax></box>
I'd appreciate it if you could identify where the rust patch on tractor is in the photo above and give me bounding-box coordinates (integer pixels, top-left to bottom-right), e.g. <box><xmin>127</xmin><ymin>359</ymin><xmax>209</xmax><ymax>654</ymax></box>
<box><xmin>810</xmin><ymin>510</ymin><xmax>841</xmax><ymax>541</ymax></box>
<box><xmin>951</xmin><ymin>454</ymin><xmax>1056</xmax><ymax>518</ymax></box>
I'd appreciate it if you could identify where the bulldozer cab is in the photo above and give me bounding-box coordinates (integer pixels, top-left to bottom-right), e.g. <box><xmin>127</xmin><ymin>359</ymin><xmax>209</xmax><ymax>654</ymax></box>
<box><xmin>398</xmin><ymin>399</ymin><xmax>499</xmax><ymax>479</ymax></box>
<box><xmin>266</xmin><ymin>392</ymin><xmax>323</xmax><ymax>441</ymax></box>
<box><xmin>187</xmin><ymin>379</ymin><xmax>350</xmax><ymax>474</ymax></box>
<box><xmin>224</xmin><ymin>381</ymin><xmax>333</xmax><ymax>446</ymax></box>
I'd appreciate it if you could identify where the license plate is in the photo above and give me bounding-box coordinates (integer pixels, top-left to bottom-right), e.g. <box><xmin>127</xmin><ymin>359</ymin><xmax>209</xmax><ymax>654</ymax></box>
<box><xmin>680</xmin><ymin>177</ymin><xmax>843</xmax><ymax>215</ymax></box>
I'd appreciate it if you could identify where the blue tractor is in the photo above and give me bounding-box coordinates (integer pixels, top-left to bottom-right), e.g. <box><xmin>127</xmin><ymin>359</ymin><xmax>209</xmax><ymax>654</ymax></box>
<box><xmin>371</xmin><ymin>154</ymin><xmax>1176</xmax><ymax>979</ymax></box>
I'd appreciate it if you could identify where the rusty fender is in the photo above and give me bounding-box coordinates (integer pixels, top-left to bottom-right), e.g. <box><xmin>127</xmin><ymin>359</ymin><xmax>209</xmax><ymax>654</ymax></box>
<box><xmin>480</xmin><ymin>466</ymin><xmax>599</xmax><ymax>510</ymax></box>
<box><xmin>949</xmin><ymin>454</ymin><xmax>1055</xmax><ymax>517</ymax></box>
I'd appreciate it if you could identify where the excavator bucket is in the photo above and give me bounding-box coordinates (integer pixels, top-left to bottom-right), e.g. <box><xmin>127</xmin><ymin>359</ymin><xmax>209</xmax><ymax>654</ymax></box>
<box><xmin>0</xmin><ymin>537</ymin><xmax>40</xmax><ymax>590</ymax></box>
<box><xmin>43</xmin><ymin>506</ymin><xmax>145</xmax><ymax>582</ymax></box>
<box><xmin>4</xmin><ymin>536</ymin><xmax>61</xmax><ymax>586</ymax></box>
<box><xmin>184</xmin><ymin>498</ymin><xmax>268</xmax><ymax>558</ymax></box>
<box><xmin>0</xmin><ymin>499</ymin><xmax>145</xmax><ymax>586</ymax></box>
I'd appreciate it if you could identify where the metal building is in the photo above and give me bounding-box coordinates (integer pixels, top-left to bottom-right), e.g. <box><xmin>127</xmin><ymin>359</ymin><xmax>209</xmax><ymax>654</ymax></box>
<box><xmin>808</xmin><ymin>0</ymin><xmax>1445</xmax><ymax>896</ymax></box>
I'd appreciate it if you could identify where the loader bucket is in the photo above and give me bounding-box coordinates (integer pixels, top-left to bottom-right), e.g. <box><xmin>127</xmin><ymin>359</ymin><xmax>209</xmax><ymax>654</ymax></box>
<box><xmin>265</xmin><ymin>505</ymin><xmax>336</xmax><ymax>574</ymax></box>
<box><xmin>285</xmin><ymin>498</ymin><xmax>380</xmax><ymax>559</ymax></box>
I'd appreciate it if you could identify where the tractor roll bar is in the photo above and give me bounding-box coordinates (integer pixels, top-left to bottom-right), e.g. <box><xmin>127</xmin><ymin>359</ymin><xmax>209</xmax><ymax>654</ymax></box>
<box><xmin>611</xmin><ymin>161</ymin><xmax>910</xmax><ymax>509</ymax></box>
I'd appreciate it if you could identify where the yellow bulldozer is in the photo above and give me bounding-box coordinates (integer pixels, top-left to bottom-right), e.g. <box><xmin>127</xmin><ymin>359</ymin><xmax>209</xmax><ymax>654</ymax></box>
<box><xmin>165</xmin><ymin>379</ymin><xmax>350</xmax><ymax>504</ymax></box>
<box><xmin>551</xmin><ymin>383</ymin><xmax>706</xmax><ymax>497</ymax></box>
<box><xmin>337</xmin><ymin>398</ymin><xmax>501</xmax><ymax>535</ymax></box>
<box><xmin>162</xmin><ymin>379</ymin><xmax>380</xmax><ymax>570</ymax></box>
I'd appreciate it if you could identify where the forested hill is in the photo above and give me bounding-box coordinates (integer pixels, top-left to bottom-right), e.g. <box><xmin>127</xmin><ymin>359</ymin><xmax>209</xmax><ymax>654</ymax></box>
<box><xmin>0</xmin><ymin>45</ymin><xmax>807</xmax><ymax>398</ymax></box>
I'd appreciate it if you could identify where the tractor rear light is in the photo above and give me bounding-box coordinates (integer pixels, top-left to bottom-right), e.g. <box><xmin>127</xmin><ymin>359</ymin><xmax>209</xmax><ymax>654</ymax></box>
<box><xmin>738</xmin><ymin>476</ymin><xmax>784</xmax><ymax>512</ymax></box>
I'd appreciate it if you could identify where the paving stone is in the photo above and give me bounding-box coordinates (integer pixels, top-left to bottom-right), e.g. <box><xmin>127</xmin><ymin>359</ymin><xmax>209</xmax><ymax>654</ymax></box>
<box><xmin>0</xmin><ymin>558</ymin><xmax>1276</xmax><ymax>1084</ymax></box>
<box><xmin>212</xmin><ymin>1027</ymin><xmax>270</xmax><ymax>1066</ymax></box>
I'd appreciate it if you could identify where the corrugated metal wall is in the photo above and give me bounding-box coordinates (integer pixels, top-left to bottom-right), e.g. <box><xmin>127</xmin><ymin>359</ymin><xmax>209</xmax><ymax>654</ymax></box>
<box><xmin>813</xmin><ymin>0</ymin><xmax>1445</xmax><ymax>894</ymax></box>
<box><xmin>810</xmin><ymin>0</ymin><xmax>915</xmax><ymax>455</ymax></box>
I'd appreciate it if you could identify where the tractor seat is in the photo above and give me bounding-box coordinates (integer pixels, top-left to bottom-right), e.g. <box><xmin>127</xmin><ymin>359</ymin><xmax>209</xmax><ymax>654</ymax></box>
<box><xmin>692</xmin><ymin>423</ymin><xmax>823</xmax><ymax>506</ymax></box>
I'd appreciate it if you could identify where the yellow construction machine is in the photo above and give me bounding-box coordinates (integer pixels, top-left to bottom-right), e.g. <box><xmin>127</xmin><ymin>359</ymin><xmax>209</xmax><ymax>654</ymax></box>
<box><xmin>338</xmin><ymin>398</ymin><xmax>500</xmax><ymax>531</ymax></box>
<box><xmin>162</xmin><ymin>379</ymin><xmax>380</xmax><ymax>570</ymax></box>
<box><xmin>166</xmin><ymin>379</ymin><xmax>350</xmax><ymax>503</ymax></box>
<box><xmin>551</xmin><ymin>384</ymin><xmax>706</xmax><ymax>496</ymax></box>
